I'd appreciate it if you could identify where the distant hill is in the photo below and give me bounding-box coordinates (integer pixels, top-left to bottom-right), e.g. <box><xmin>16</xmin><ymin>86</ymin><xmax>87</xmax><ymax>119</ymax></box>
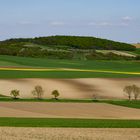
<box><xmin>0</xmin><ymin>36</ymin><xmax>138</xmax><ymax>60</ymax></box>
<box><xmin>1</xmin><ymin>35</ymin><xmax>136</xmax><ymax>51</ymax></box>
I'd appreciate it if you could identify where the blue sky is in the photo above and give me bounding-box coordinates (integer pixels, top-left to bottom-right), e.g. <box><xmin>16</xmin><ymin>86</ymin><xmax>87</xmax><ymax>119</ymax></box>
<box><xmin>0</xmin><ymin>0</ymin><xmax>139</xmax><ymax>43</ymax></box>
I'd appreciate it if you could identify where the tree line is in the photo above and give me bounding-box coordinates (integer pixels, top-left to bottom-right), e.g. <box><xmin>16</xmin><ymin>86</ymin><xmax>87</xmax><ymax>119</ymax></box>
<box><xmin>9</xmin><ymin>84</ymin><xmax>140</xmax><ymax>101</ymax></box>
<box><xmin>10</xmin><ymin>85</ymin><xmax>60</xmax><ymax>100</ymax></box>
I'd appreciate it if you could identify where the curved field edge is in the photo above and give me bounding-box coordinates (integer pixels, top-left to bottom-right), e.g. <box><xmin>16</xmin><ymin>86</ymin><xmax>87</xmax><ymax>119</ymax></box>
<box><xmin>0</xmin><ymin>99</ymin><xmax>140</xmax><ymax>109</ymax></box>
<box><xmin>104</xmin><ymin>100</ymin><xmax>140</xmax><ymax>109</ymax></box>
<box><xmin>0</xmin><ymin>118</ymin><xmax>140</xmax><ymax>128</ymax></box>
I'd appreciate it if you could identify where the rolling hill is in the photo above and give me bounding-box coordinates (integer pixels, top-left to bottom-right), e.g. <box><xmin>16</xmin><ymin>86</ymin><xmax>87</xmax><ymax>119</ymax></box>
<box><xmin>1</xmin><ymin>35</ymin><xmax>136</xmax><ymax>51</ymax></box>
<box><xmin>0</xmin><ymin>36</ymin><xmax>139</xmax><ymax>61</ymax></box>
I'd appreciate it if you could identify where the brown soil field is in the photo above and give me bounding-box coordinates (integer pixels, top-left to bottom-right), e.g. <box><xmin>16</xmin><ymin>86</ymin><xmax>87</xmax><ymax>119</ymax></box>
<box><xmin>0</xmin><ymin>102</ymin><xmax>140</xmax><ymax>119</ymax></box>
<box><xmin>0</xmin><ymin>127</ymin><xmax>140</xmax><ymax>140</ymax></box>
<box><xmin>133</xmin><ymin>44</ymin><xmax>140</xmax><ymax>48</ymax></box>
<box><xmin>0</xmin><ymin>78</ymin><xmax>140</xmax><ymax>99</ymax></box>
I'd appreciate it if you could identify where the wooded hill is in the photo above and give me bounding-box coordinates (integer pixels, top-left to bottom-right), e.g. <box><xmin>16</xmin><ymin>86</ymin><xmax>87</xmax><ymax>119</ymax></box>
<box><xmin>0</xmin><ymin>35</ymin><xmax>136</xmax><ymax>51</ymax></box>
<box><xmin>0</xmin><ymin>36</ymin><xmax>138</xmax><ymax>60</ymax></box>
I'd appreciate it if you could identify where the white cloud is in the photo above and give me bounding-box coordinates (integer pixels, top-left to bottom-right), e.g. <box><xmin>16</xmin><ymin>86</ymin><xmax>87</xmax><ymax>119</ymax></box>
<box><xmin>50</xmin><ymin>21</ymin><xmax>65</xmax><ymax>26</ymax></box>
<box><xmin>88</xmin><ymin>22</ymin><xmax>112</xmax><ymax>26</ymax></box>
<box><xmin>19</xmin><ymin>21</ymin><xmax>34</xmax><ymax>25</ymax></box>
<box><xmin>88</xmin><ymin>21</ymin><xmax>128</xmax><ymax>27</ymax></box>
<box><xmin>122</xmin><ymin>16</ymin><xmax>133</xmax><ymax>21</ymax></box>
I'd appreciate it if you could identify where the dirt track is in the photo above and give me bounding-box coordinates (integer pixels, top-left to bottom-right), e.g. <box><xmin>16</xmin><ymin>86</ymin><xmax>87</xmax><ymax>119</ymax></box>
<box><xmin>0</xmin><ymin>78</ymin><xmax>140</xmax><ymax>99</ymax></box>
<box><xmin>0</xmin><ymin>128</ymin><xmax>140</xmax><ymax>140</ymax></box>
<box><xmin>0</xmin><ymin>102</ymin><xmax>140</xmax><ymax>119</ymax></box>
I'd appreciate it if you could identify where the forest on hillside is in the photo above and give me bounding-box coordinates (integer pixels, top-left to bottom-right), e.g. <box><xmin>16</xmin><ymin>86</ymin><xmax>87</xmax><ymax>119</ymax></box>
<box><xmin>1</xmin><ymin>36</ymin><xmax>135</xmax><ymax>51</ymax></box>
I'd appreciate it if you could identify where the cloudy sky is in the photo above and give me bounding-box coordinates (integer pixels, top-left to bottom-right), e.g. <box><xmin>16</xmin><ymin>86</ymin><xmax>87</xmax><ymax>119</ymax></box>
<box><xmin>0</xmin><ymin>0</ymin><xmax>139</xmax><ymax>43</ymax></box>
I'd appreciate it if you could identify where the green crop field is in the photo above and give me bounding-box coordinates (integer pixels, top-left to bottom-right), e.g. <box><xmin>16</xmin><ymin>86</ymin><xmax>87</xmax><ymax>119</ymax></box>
<box><xmin>0</xmin><ymin>118</ymin><xmax>139</xmax><ymax>128</ymax></box>
<box><xmin>106</xmin><ymin>100</ymin><xmax>140</xmax><ymax>109</ymax></box>
<box><xmin>0</xmin><ymin>55</ymin><xmax>140</xmax><ymax>78</ymax></box>
<box><xmin>0</xmin><ymin>55</ymin><xmax>140</xmax><ymax>71</ymax></box>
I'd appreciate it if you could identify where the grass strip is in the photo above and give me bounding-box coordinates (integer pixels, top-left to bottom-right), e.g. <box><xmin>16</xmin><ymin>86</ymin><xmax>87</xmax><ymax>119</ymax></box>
<box><xmin>0</xmin><ymin>70</ymin><xmax>139</xmax><ymax>78</ymax></box>
<box><xmin>0</xmin><ymin>98</ymin><xmax>96</xmax><ymax>103</ymax></box>
<box><xmin>0</xmin><ymin>118</ymin><xmax>140</xmax><ymax>128</ymax></box>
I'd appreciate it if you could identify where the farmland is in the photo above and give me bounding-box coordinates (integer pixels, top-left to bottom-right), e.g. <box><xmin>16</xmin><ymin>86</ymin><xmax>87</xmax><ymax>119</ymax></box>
<box><xmin>1</xmin><ymin>0</ymin><xmax>140</xmax><ymax>139</ymax></box>
<box><xmin>0</xmin><ymin>127</ymin><xmax>140</xmax><ymax>140</ymax></box>
<box><xmin>0</xmin><ymin>102</ymin><xmax>140</xmax><ymax>119</ymax></box>
<box><xmin>0</xmin><ymin>78</ymin><xmax>140</xmax><ymax>99</ymax></box>
<box><xmin>0</xmin><ymin>37</ymin><xmax>139</xmax><ymax>135</ymax></box>
<box><xmin>0</xmin><ymin>55</ymin><xmax>140</xmax><ymax>78</ymax></box>
<box><xmin>0</xmin><ymin>118</ymin><xmax>140</xmax><ymax>128</ymax></box>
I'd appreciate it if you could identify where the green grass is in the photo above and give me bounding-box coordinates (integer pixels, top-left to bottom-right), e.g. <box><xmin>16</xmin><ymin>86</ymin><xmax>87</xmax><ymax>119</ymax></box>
<box><xmin>0</xmin><ymin>55</ymin><xmax>140</xmax><ymax>71</ymax></box>
<box><xmin>0</xmin><ymin>118</ymin><xmax>139</xmax><ymax>128</ymax></box>
<box><xmin>0</xmin><ymin>70</ymin><xmax>139</xmax><ymax>78</ymax></box>
<box><xmin>106</xmin><ymin>100</ymin><xmax>140</xmax><ymax>109</ymax></box>
<box><xmin>0</xmin><ymin>55</ymin><xmax>140</xmax><ymax>78</ymax></box>
<box><xmin>134</xmin><ymin>48</ymin><xmax>140</xmax><ymax>55</ymax></box>
<box><xmin>0</xmin><ymin>60</ymin><xmax>23</xmax><ymax>67</ymax></box>
<box><xmin>0</xmin><ymin>98</ymin><xmax>96</xmax><ymax>102</ymax></box>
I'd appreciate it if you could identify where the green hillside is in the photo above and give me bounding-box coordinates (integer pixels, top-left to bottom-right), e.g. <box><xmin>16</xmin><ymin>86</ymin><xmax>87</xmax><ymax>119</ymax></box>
<box><xmin>0</xmin><ymin>36</ymin><xmax>139</xmax><ymax>61</ymax></box>
<box><xmin>1</xmin><ymin>36</ymin><xmax>135</xmax><ymax>51</ymax></box>
<box><xmin>0</xmin><ymin>36</ymin><xmax>139</xmax><ymax>78</ymax></box>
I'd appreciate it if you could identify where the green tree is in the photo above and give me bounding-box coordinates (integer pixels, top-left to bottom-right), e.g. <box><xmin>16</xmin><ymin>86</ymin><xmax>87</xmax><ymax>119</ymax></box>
<box><xmin>10</xmin><ymin>89</ymin><xmax>20</xmax><ymax>99</ymax></box>
<box><xmin>32</xmin><ymin>85</ymin><xmax>44</xmax><ymax>99</ymax></box>
<box><xmin>52</xmin><ymin>90</ymin><xmax>60</xmax><ymax>100</ymax></box>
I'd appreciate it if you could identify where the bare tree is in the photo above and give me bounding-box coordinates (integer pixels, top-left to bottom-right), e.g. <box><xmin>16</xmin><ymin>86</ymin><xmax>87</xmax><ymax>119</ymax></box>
<box><xmin>132</xmin><ymin>85</ymin><xmax>140</xmax><ymax>100</ymax></box>
<box><xmin>32</xmin><ymin>85</ymin><xmax>44</xmax><ymax>99</ymax></box>
<box><xmin>123</xmin><ymin>86</ymin><xmax>133</xmax><ymax>101</ymax></box>
<box><xmin>10</xmin><ymin>89</ymin><xmax>20</xmax><ymax>99</ymax></box>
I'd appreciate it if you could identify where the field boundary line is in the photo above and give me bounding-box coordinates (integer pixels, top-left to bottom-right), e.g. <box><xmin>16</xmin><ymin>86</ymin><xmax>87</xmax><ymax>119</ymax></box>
<box><xmin>0</xmin><ymin>67</ymin><xmax>140</xmax><ymax>75</ymax></box>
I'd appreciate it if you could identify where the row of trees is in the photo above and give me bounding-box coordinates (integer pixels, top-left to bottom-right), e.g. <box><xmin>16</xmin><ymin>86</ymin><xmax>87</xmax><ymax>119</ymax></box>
<box><xmin>9</xmin><ymin>85</ymin><xmax>140</xmax><ymax>101</ymax></box>
<box><xmin>10</xmin><ymin>85</ymin><xmax>60</xmax><ymax>100</ymax></box>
